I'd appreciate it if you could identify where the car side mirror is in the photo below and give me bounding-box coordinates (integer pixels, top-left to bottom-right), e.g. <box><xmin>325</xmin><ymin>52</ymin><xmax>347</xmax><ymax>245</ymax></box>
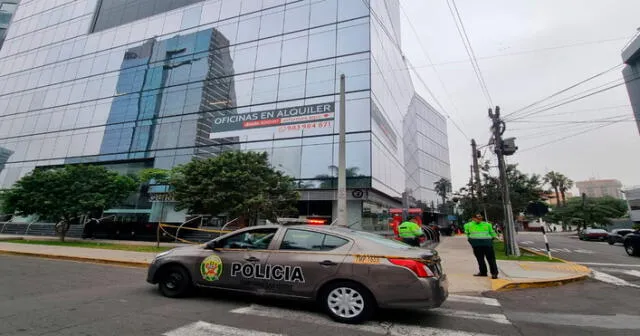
<box><xmin>206</xmin><ymin>240</ymin><xmax>220</xmax><ymax>250</ymax></box>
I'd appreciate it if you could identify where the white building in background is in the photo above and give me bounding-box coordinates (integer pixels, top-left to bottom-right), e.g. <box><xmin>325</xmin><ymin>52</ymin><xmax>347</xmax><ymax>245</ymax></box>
<box><xmin>575</xmin><ymin>179</ymin><xmax>623</xmax><ymax>199</ymax></box>
<box><xmin>623</xmin><ymin>187</ymin><xmax>640</xmax><ymax>222</ymax></box>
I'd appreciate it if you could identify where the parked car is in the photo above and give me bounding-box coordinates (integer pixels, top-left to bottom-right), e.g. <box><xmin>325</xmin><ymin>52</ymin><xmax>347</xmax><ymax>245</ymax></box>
<box><xmin>146</xmin><ymin>224</ymin><xmax>448</xmax><ymax>323</ymax></box>
<box><xmin>607</xmin><ymin>229</ymin><xmax>635</xmax><ymax>245</ymax></box>
<box><xmin>578</xmin><ymin>228</ymin><xmax>608</xmax><ymax>241</ymax></box>
<box><xmin>623</xmin><ymin>230</ymin><xmax>640</xmax><ymax>256</ymax></box>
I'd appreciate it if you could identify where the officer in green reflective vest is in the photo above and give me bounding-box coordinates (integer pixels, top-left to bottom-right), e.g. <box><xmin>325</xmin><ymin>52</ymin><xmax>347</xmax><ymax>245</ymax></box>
<box><xmin>464</xmin><ymin>214</ymin><xmax>499</xmax><ymax>279</ymax></box>
<box><xmin>398</xmin><ymin>217</ymin><xmax>424</xmax><ymax>247</ymax></box>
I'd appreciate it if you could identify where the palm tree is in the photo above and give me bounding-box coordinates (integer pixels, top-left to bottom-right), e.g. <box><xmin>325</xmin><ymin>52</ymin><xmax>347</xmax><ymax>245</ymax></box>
<box><xmin>558</xmin><ymin>176</ymin><xmax>573</xmax><ymax>206</ymax></box>
<box><xmin>434</xmin><ymin>178</ymin><xmax>452</xmax><ymax>210</ymax></box>
<box><xmin>544</xmin><ymin>171</ymin><xmax>562</xmax><ymax>206</ymax></box>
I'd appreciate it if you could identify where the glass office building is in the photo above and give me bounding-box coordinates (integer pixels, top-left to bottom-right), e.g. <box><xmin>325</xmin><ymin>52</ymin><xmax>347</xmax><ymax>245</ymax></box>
<box><xmin>0</xmin><ymin>0</ymin><xmax>19</xmax><ymax>49</ymax></box>
<box><xmin>0</xmin><ymin>0</ymin><xmax>450</xmax><ymax>229</ymax></box>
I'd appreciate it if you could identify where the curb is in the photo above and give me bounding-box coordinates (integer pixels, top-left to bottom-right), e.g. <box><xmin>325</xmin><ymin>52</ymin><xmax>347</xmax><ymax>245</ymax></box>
<box><xmin>491</xmin><ymin>246</ymin><xmax>592</xmax><ymax>291</ymax></box>
<box><xmin>0</xmin><ymin>250</ymin><xmax>150</xmax><ymax>268</ymax></box>
<box><xmin>519</xmin><ymin>246</ymin><xmax>591</xmax><ymax>273</ymax></box>
<box><xmin>491</xmin><ymin>274</ymin><xmax>591</xmax><ymax>291</ymax></box>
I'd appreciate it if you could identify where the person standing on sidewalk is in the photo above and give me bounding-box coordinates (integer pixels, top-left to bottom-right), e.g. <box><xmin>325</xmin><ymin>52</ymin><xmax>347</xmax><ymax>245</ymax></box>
<box><xmin>464</xmin><ymin>214</ymin><xmax>499</xmax><ymax>279</ymax></box>
<box><xmin>398</xmin><ymin>217</ymin><xmax>424</xmax><ymax>247</ymax></box>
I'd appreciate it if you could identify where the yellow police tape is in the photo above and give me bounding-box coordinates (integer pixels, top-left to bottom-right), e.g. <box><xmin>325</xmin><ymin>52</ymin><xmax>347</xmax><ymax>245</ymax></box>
<box><xmin>158</xmin><ymin>223</ymin><xmax>232</xmax><ymax>245</ymax></box>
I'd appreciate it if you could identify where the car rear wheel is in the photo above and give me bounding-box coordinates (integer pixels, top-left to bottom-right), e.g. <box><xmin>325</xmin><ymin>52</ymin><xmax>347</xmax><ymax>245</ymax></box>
<box><xmin>321</xmin><ymin>281</ymin><xmax>374</xmax><ymax>324</ymax></box>
<box><xmin>625</xmin><ymin>243</ymin><xmax>639</xmax><ymax>257</ymax></box>
<box><xmin>158</xmin><ymin>265</ymin><xmax>192</xmax><ymax>298</ymax></box>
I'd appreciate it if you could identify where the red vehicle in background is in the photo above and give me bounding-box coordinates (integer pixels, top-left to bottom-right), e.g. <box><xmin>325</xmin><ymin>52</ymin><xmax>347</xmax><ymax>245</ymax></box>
<box><xmin>389</xmin><ymin>208</ymin><xmax>427</xmax><ymax>244</ymax></box>
<box><xmin>578</xmin><ymin>228</ymin><xmax>609</xmax><ymax>241</ymax></box>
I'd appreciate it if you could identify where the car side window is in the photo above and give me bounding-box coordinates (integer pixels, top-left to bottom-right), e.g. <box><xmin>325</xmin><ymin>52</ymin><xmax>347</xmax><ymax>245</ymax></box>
<box><xmin>219</xmin><ymin>228</ymin><xmax>277</xmax><ymax>250</ymax></box>
<box><xmin>323</xmin><ymin>234</ymin><xmax>349</xmax><ymax>250</ymax></box>
<box><xmin>280</xmin><ymin>229</ymin><xmax>349</xmax><ymax>251</ymax></box>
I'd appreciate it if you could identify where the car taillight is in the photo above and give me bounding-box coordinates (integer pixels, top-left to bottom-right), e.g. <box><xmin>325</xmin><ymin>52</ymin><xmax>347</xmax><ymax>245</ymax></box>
<box><xmin>388</xmin><ymin>258</ymin><xmax>434</xmax><ymax>278</ymax></box>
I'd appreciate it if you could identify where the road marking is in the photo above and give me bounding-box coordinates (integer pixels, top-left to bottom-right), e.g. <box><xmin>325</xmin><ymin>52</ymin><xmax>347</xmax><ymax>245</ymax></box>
<box><xmin>432</xmin><ymin>308</ymin><xmax>511</xmax><ymax>324</ymax></box>
<box><xmin>526</xmin><ymin>247</ymin><xmax>594</xmax><ymax>254</ymax></box>
<box><xmin>519</xmin><ymin>241</ymin><xmax>534</xmax><ymax>245</ymax></box>
<box><xmin>447</xmin><ymin>294</ymin><xmax>501</xmax><ymax>306</ymax></box>
<box><xmin>508</xmin><ymin>312</ymin><xmax>640</xmax><ymax>330</ymax></box>
<box><xmin>163</xmin><ymin>321</ymin><xmax>285</xmax><ymax>336</ymax></box>
<box><xmin>579</xmin><ymin>262</ymin><xmax>640</xmax><ymax>267</ymax></box>
<box><xmin>623</xmin><ymin>270</ymin><xmax>640</xmax><ymax>278</ymax></box>
<box><xmin>230</xmin><ymin>304</ymin><xmax>499</xmax><ymax>335</ymax></box>
<box><xmin>591</xmin><ymin>271</ymin><xmax>640</xmax><ymax>288</ymax></box>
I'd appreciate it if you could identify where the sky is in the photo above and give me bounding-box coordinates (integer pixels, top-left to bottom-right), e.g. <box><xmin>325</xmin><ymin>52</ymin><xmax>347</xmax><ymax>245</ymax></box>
<box><xmin>399</xmin><ymin>0</ymin><xmax>640</xmax><ymax>192</ymax></box>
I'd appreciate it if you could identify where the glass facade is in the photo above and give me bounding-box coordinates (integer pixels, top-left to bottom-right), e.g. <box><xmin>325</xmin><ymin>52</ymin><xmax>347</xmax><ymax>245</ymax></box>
<box><xmin>0</xmin><ymin>0</ymin><xmax>450</xmax><ymax>227</ymax></box>
<box><xmin>0</xmin><ymin>1</ymin><xmax>19</xmax><ymax>49</ymax></box>
<box><xmin>404</xmin><ymin>95</ymin><xmax>451</xmax><ymax>207</ymax></box>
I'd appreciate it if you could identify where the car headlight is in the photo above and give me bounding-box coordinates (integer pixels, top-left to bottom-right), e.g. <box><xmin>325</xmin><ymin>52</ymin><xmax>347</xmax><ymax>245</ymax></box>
<box><xmin>153</xmin><ymin>250</ymin><xmax>172</xmax><ymax>261</ymax></box>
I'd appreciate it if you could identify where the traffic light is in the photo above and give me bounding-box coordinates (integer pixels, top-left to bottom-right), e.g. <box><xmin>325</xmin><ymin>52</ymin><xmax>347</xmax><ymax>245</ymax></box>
<box><xmin>502</xmin><ymin>137</ymin><xmax>518</xmax><ymax>156</ymax></box>
<box><xmin>476</xmin><ymin>150</ymin><xmax>481</xmax><ymax>158</ymax></box>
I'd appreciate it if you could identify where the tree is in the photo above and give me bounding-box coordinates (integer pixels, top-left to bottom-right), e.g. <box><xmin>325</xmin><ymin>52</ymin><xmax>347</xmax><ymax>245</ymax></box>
<box><xmin>558</xmin><ymin>176</ymin><xmax>573</xmax><ymax>206</ymax></box>
<box><xmin>170</xmin><ymin>151</ymin><xmax>299</xmax><ymax>226</ymax></box>
<box><xmin>433</xmin><ymin>178</ymin><xmax>452</xmax><ymax>212</ymax></box>
<box><xmin>1</xmin><ymin>165</ymin><xmax>138</xmax><ymax>241</ymax></box>
<box><xmin>545</xmin><ymin>196</ymin><xmax>628</xmax><ymax>229</ymax></box>
<box><xmin>456</xmin><ymin>161</ymin><xmax>543</xmax><ymax>223</ymax></box>
<box><xmin>139</xmin><ymin>168</ymin><xmax>171</xmax><ymax>185</ymax></box>
<box><xmin>544</xmin><ymin>171</ymin><xmax>563</xmax><ymax>207</ymax></box>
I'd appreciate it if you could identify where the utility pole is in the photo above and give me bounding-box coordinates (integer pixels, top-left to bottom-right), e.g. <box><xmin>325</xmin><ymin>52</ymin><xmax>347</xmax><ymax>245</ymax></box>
<box><xmin>337</xmin><ymin>74</ymin><xmax>347</xmax><ymax>227</ymax></box>
<box><xmin>581</xmin><ymin>192</ymin><xmax>587</xmax><ymax>231</ymax></box>
<box><xmin>489</xmin><ymin>106</ymin><xmax>520</xmax><ymax>256</ymax></box>
<box><xmin>469</xmin><ymin>165</ymin><xmax>475</xmax><ymax>206</ymax></box>
<box><xmin>471</xmin><ymin>139</ymin><xmax>487</xmax><ymax>220</ymax></box>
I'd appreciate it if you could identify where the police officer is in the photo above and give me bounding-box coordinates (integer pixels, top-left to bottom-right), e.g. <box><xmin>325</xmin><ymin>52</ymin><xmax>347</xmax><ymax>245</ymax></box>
<box><xmin>464</xmin><ymin>214</ymin><xmax>499</xmax><ymax>279</ymax></box>
<box><xmin>398</xmin><ymin>216</ymin><xmax>424</xmax><ymax>247</ymax></box>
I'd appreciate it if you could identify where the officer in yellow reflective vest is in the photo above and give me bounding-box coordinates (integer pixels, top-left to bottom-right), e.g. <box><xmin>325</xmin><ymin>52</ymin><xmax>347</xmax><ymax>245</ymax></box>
<box><xmin>398</xmin><ymin>217</ymin><xmax>424</xmax><ymax>247</ymax></box>
<box><xmin>464</xmin><ymin>214</ymin><xmax>499</xmax><ymax>279</ymax></box>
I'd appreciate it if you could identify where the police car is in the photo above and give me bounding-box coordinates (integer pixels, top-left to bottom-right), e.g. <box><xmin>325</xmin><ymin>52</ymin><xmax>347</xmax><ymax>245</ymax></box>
<box><xmin>146</xmin><ymin>224</ymin><xmax>448</xmax><ymax>324</ymax></box>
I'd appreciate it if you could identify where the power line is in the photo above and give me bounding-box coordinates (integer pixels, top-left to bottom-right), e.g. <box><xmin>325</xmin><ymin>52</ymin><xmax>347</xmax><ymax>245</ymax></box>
<box><xmin>446</xmin><ymin>0</ymin><xmax>494</xmax><ymax>107</ymax></box>
<box><xmin>405</xmin><ymin>36</ymin><xmax>632</xmax><ymax>70</ymax></box>
<box><xmin>363</xmin><ymin>0</ymin><xmax>471</xmax><ymax>141</ymax></box>
<box><xmin>518</xmin><ymin>121</ymin><xmax>620</xmax><ymax>153</ymax></box>
<box><xmin>508</xmin><ymin>71</ymin><xmax>640</xmax><ymax>121</ymax></box>
<box><xmin>507</xmin><ymin>104</ymin><xmax>630</xmax><ymax>120</ymax></box>
<box><xmin>510</xmin><ymin>114</ymin><xmax>633</xmax><ymax>125</ymax></box>
<box><xmin>398</xmin><ymin>2</ymin><xmax>471</xmax><ymax>140</ymax></box>
<box><xmin>504</xmin><ymin>63</ymin><xmax>623</xmax><ymax>120</ymax></box>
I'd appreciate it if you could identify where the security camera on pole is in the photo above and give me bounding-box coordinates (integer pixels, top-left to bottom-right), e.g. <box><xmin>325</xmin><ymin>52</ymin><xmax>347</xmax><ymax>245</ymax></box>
<box><xmin>489</xmin><ymin>106</ymin><xmax>520</xmax><ymax>256</ymax></box>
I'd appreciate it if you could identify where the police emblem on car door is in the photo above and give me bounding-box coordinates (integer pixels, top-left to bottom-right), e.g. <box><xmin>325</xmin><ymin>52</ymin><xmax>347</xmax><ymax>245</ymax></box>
<box><xmin>196</xmin><ymin>227</ymin><xmax>277</xmax><ymax>292</ymax></box>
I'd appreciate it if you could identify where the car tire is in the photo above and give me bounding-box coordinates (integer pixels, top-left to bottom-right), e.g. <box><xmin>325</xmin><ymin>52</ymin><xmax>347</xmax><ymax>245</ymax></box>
<box><xmin>321</xmin><ymin>281</ymin><xmax>375</xmax><ymax>324</ymax></box>
<box><xmin>625</xmin><ymin>243</ymin><xmax>639</xmax><ymax>257</ymax></box>
<box><xmin>608</xmin><ymin>239</ymin><xmax>615</xmax><ymax>245</ymax></box>
<box><xmin>158</xmin><ymin>265</ymin><xmax>192</xmax><ymax>298</ymax></box>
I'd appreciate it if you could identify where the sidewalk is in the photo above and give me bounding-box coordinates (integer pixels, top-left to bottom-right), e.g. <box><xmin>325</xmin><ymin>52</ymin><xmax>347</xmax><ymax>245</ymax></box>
<box><xmin>0</xmin><ymin>233</ymin><xmax>186</xmax><ymax>247</ymax></box>
<box><xmin>437</xmin><ymin>236</ymin><xmax>591</xmax><ymax>294</ymax></box>
<box><xmin>0</xmin><ymin>234</ymin><xmax>187</xmax><ymax>267</ymax></box>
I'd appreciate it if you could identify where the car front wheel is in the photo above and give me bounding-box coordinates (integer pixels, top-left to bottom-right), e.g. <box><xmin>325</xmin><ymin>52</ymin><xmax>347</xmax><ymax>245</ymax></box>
<box><xmin>158</xmin><ymin>265</ymin><xmax>192</xmax><ymax>298</ymax></box>
<box><xmin>608</xmin><ymin>238</ymin><xmax>615</xmax><ymax>245</ymax></box>
<box><xmin>321</xmin><ymin>281</ymin><xmax>374</xmax><ymax>324</ymax></box>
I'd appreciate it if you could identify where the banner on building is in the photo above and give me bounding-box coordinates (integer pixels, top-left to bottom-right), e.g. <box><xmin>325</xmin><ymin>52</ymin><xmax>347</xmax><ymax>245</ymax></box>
<box><xmin>209</xmin><ymin>102</ymin><xmax>335</xmax><ymax>137</ymax></box>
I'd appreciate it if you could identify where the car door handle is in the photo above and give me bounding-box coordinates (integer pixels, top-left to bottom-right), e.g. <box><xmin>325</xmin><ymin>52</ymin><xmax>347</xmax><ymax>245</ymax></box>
<box><xmin>319</xmin><ymin>260</ymin><xmax>337</xmax><ymax>266</ymax></box>
<box><xmin>245</xmin><ymin>257</ymin><xmax>260</xmax><ymax>262</ymax></box>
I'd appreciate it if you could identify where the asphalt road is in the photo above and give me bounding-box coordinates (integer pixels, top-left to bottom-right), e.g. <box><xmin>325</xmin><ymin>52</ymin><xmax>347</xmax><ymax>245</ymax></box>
<box><xmin>516</xmin><ymin>231</ymin><xmax>640</xmax><ymax>287</ymax></box>
<box><xmin>1</xmin><ymin>254</ymin><xmax>639</xmax><ymax>335</ymax></box>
